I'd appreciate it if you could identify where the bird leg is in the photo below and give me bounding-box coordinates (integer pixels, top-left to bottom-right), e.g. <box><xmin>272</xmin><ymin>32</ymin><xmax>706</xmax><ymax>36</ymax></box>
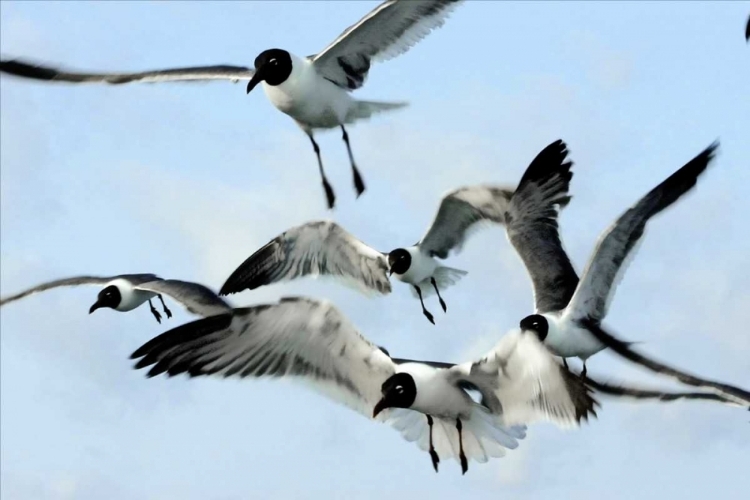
<box><xmin>340</xmin><ymin>125</ymin><xmax>365</xmax><ymax>197</ymax></box>
<box><xmin>148</xmin><ymin>299</ymin><xmax>162</xmax><ymax>324</ymax></box>
<box><xmin>426</xmin><ymin>415</ymin><xmax>440</xmax><ymax>473</ymax></box>
<box><xmin>157</xmin><ymin>294</ymin><xmax>172</xmax><ymax>319</ymax></box>
<box><xmin>430</xmin><ymin>277</ymin><xmax>447</xmax><ymax>313</ymax></box>
<box><xmin>307</xmin><ymin>132</ymin><xmax>336</xmax><ymax>209</ymax></box>
<box><xmin>413</xmin><ymin>285</ymin><xmax>435</xmax><ymax>324</ymax></box>
<box><xmin>456</xmin><ymin>419</ymin><xmax>468</xmax><ymax>475</ymax></box>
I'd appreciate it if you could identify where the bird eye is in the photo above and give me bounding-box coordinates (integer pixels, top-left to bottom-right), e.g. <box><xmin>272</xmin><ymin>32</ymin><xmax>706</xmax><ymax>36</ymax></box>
<box><xmin>396</xmin><ymin>385</ymin><xmax>403</xmax><ymax>393</ymax></box>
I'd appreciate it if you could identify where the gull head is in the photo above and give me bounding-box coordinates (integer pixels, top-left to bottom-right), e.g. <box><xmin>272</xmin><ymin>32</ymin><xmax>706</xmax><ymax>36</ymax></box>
<box><xmin>89</xmin><ymin>285</ymin><xmax>122</xmax><ymax>314</ymax></box>
<box><xmin>247</xmin><ymin>48</ymin><xmax>293</xmax><ymax>93</ymax></box>
<box><xmin>519</xmin><ymin>314</ymin><xmax>549</xmax><ymax>342</ymax></box>
<box><xmin>387</xmin><ymin>248</ymin><xmax>411</xmax><ymax>276</ymax></box>
<box><xmin>373</xmin><ymin>373</ymin><xmax>417</xmax><ymax>418</ymax></box>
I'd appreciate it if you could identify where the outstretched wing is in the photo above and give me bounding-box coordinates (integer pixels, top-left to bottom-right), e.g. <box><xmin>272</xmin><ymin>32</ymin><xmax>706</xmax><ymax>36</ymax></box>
<box><xmin>418</xmin><ymin>185</ymin><xmax>514</xmax><ymax>259</ymax></box>
<box><xmin>0</xmin><ymin>59</ymin><xmax>254</xmax><ymax>84</ymax></box>
<box><xmin>455</xmin><ymin>330</ymin><xmax>598</xmax><ymax>428</ymax></box>
<box><xmin>0</xmin><ymin>274</ymin><xmax>159</xmax><ymax>306</ymax></box>
<box><xmin>505</xmin><ymin>139</ymin><xmax>578</xmax><ymax>313</ymax></box>
<box><xmin>567</xmin><ymin>142</ymin><xmax>718</xmax><ymax>323</ymax></box>
<box><xmin>580</xmin><ymin>318</ymin><xmax>750</xmax><ymax>408</ymax></box>
<box><xmin>311</xmin><ymin>0</ymin><xmax>463</xmax><ymax>90</ymax></box>
<box><xmin>582</xmin><ymin>373</ymin><xmax>746</xmax><ymax>407</ymax></box>
<box><xmin>220</xmin><ymin>221</ymin><xmax>390</xmax><ymax>296</ymax></box>
<box><xmin>131</xmin><ymin>297</ymin><xmax>395</xmax><ymax>417</ymax></box>
<box><xmin>133</xmin><ymin>279</ymin><xmax>232</xmax><ymax>317</ymax></box>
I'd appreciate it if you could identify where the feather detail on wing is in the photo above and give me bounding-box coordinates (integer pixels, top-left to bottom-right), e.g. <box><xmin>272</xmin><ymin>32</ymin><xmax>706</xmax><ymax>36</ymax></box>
<box><xmin>504</xmin><ymin>139</ymin><xmax>578</xmax><ymax>314</ymax></box>
<box><xmin>311</xmin><ymin>0</ymin><xmax>463</xmax><ymax>90</ymax></box>
<box><xmin>131</xmin><ymin>297</ymin><xmax>395</xmax><ymax>417</ymax></box>
<box><xmin>419</xmin><ymin>185</ymin><xmax>514</xmax><ymax>259</ymax></box>
<box><xmin>0</xmin><ymin>59</ymin><xmax>254</xmax><ymax>84</ymax></box>
<box><xmin>220</xmin><ymin>221</ymin><xmax>390</xmax><ymax>297</ymax></box>
<box><xmin>455</xmin><ymin>329</ymin><xmax>598</xmax><ymax>428</ymax></box>
<box><xmin>566</xmin><ymin>142</ymin><xmax>718</xmax><ymax>323</ymax></box>
<box><xmin>134</xmin><ymin>279</ymin><xmax>232</xmax><ymax>317</ymax></box>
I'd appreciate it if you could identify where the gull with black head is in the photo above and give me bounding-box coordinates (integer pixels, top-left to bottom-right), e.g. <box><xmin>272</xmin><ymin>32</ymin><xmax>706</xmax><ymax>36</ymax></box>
<box><xmin>219</xmin><ymin>139</ymin><xmax>573</xmax><ymax>324</ymax></box>
<box><xmin>0</xmin><ymin>0</ymin><xmax>465</xmax><ymax>209</ymax></box>
<box><xmin>0</xmin><ymin>274</ymin><xmax>230</xmax><ymax>323</ymax></box>
<box><xmin>131</xmin><ymin>295</ymin><xmax>600</xmax><ymax>474</ymax></box>
<box><xmin>509</xmin><ymin>141</ymin><xmax>750</xmax><ymax>406</ymax></box>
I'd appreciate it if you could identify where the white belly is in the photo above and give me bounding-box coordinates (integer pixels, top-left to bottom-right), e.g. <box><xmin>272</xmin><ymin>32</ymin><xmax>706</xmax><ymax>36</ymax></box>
<box><xmin>113</xmin><ymin>286</ymin><xmax>155</xmax><ymax>312</ymax></box>
<box><xmin>262</xmin><ymin>71</ymin><xmax>353</xmax><ymax>130</ymax></box>
<box><xmin>392</xmin><ymin>250</ymin><xmax>438</xmax><ymax>286</ymax></box>
<box><xmin>545</xmin><ymin>315</ymin><xmax>606</xmax><ymax>360</ymax></box>
<box><xmin>398</xmin><ymin>363</ymin><xmax>473</xmax><ymax>419</ymax></box>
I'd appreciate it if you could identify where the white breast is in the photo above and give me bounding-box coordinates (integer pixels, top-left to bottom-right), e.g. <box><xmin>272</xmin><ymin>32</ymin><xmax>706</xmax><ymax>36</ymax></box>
<box><xmin>391</xmin><ymin>247</ymin><xmax>439</xmax><ymax>285</ymax></box>
<box><xmin>398</xmin><ymin>363</ymin><xmax>473</xmax><ymax>420</ymax></box>
<box><xmin>544</xmin><ymin>313</ymin><xmax>606</xmax><ymax>360</ymax></box>
<box><xmin>262</xmin><ymin>54</ymin><xmax>353</xmax><ymax>130</ymax></box>
<box><xmin>106</xmin><ymin>279</ymin><xmax>156</xmax><ymax>312</ymax></box>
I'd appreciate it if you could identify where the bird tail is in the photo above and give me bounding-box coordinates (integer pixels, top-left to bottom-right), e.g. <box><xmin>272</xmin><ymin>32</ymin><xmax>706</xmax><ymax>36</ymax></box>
<box><xmin>383</xmin><ymin>406</ymin><xmax>526</xmax><ymax>468</ymax></box>
<box><xmin>345</xmin><ymin>100</ymin><xmax>409</xmax><ymax>123</ymax></box>
<box><xmin>410</xmin><ymin>266</ymin><xmax>468</xmax><ymax>299</ymax></box>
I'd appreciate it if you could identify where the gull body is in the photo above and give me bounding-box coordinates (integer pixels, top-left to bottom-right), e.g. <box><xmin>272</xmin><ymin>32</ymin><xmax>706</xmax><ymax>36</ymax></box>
<box><xmin>220</xmin><ymin>139</ymin><xmax>575</xmax><ymax>324</ymax></box>
<box><xmin>0</xmin><ymin>0</ymin><xmax>465</xmax><ymax>209</ymax></box>
<box><xmin>0</xmin><ymin>274</ymin><xmax>231</xmax><ymax>323</ymax></box>
<box><xmin>132</xmin><ymin>296</ymin><xmax>598</xmax><ymax>474</ymax></box>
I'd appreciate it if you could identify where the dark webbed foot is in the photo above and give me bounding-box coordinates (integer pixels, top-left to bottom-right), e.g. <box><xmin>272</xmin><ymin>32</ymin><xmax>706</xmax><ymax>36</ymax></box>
<box><xmin>322</xmin><ymin>180</ymin><xmax>336</xmax><ymax>210</ymax></box>
<box><xmin>456</xmin><ymin>419</ymin><xmax>468</xmax><ymax>475</ymax></box>
<box><xmin>352</xmin><ymin>166</ymin><xmax>366</xmax><ymax>198</ymax></box>
<box><xmin>308</xmin><ymin>132</ymin><xmax>336</xmax><ymax>209</ymax></box>
<box><xmin>340</xmin><ymin>125</ymin><xmax>365</xmax><ymax>197</ymax></box>
<box><xmin>157</xmin><ymin>294</ymin><xmax>173</xmax><ymax>319</ymax></box>
<box><xmin>148</xmin><ymin>299</ymin><xmax>162</xmax><ymax>324</ymax></box>
<box><xmin>430</xmin><ymin>277</ymin><xmax>447</xmax><ymax>313</ymax></box>
<box><xmin>414</xmin><ymin>285</ymin><xmax>435</xmax><ymax>325</ymax></box>
<box><xmin>427</xmin><ymin>415</ymin><xmax>440</xmax><ymax>473</ymax></box>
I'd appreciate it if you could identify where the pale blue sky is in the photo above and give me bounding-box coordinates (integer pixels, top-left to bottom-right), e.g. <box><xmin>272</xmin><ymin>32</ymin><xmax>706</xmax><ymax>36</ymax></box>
<box><xmin>1</xmin><ymin>1</ymin><xmax>749</xmax><ymax>499</ymax></box>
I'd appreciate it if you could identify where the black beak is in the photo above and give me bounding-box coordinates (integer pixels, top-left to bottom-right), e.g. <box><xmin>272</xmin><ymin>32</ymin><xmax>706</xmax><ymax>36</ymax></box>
<box><xmin>373</xmin><ymin>398</ymin><xmax>389</xmax><ymax>418</ymax></box>
<box><xmin>388</xmin><ymin>268</ymin><xmax>394</xmax><ymax>277</ymax></box>
<box><xmin>89</xmin><ymin>301</ymin><xmax>103</xmax><ymax>314</ymax></box>
<box><xmin>246</xmin><ymin>70</ymin><xmax>264</xmax><ymax>94</ymax></box>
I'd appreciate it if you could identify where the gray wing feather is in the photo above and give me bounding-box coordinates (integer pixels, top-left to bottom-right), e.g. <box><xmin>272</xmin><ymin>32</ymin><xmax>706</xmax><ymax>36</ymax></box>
<box><xmin>567</xmin><ymin>142</ymin><xmax>718</xmax><ymax>323</ymax></box>
<box><xmin>580</xmin><ymin>318</ymin><xmax>750</xmax><ymax>407</ymax></box>
<box><xmin>220</xmin><ymin>221</ymin><xmax>390</xmax><ymax>296</ymax></box>
<box><xmin>582</xmin><ymin>373</ymin><xmax>744</xmax><ymax>406</ymax></box>
<box><xmin>311</xmin><ymin>0</ymin><xmax>463</xmax><ymax>90</ymax></box>
<box><xmin>418</xmin><ymin>185</ymin><xmax>514</xmax><ymax>259</ymax></box>
<box><xmin>131</xmin><ymin>297</ymin><xmax>395</xmax><ymax>417</ymax></box>
<box><xmin>505</xmin><ymin>140</ymin><xmax>578</xmax><ymax>313</ymax></box>
<box><xmin>0</xmin><ymin>59</ymin><xmax>254</xmax><ymax>84</ymax></box>
<box><xmin>453</xmin><ymin>330</ymin><xmax>597</xmax><ymax>427</ymax></box>
<box><xmin>133</xmin><ymin>279</ymin><xmax>231</xmax><ymax>317</ymax></box>
<box><xmin>0</xmin><ymin>273</ymin><xmax>159</xmax><ymax>306</ymax></box>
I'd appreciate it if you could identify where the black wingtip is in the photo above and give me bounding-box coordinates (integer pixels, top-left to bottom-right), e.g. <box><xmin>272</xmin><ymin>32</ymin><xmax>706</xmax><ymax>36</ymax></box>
<box><xmin>746</xmin><ymin>15</ymin><xmax>750</xmax><ymax>42</ymax></box>
<box><xmin>517</xmin><ymin>139</ymin><xmax>573</xmax><ymax>189</ymax></box>
<box><xmin>219</xmin><ymin>241</ymin><xmax>279</xmax><ymax>296</ymax></box>
<box><xmin>0</xmin><ymin>59</ymin><xmax>57</xmax><ymax>80</ymax></box>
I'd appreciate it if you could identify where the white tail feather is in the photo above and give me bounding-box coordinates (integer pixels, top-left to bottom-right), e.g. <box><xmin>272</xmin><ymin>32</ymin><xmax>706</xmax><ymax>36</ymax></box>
<box><xmin>345</xmin><ymin>100</ymin><xmax>409</xmax><ymax>123</ymax></box>
<box><xmin>410</xmin><ymin>266</ymin><xmax>468</xmax><ymax>299</ymax></box>
<box><xmin>383</xmin><ymin>406</ymin><xmax>526</xmax><ymax>468</ymax></box>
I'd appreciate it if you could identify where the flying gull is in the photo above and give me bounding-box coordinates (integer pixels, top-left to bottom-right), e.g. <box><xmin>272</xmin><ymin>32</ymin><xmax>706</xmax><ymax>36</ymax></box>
<box><xmin>0</xmin><ymin>0</ymin><xmax>465</xmax><ymax>209</ymax></box>
<box><xmin>220</xmin><ymin>139</ymin><xmax>573</xmax><ymax>324</ymax></box>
